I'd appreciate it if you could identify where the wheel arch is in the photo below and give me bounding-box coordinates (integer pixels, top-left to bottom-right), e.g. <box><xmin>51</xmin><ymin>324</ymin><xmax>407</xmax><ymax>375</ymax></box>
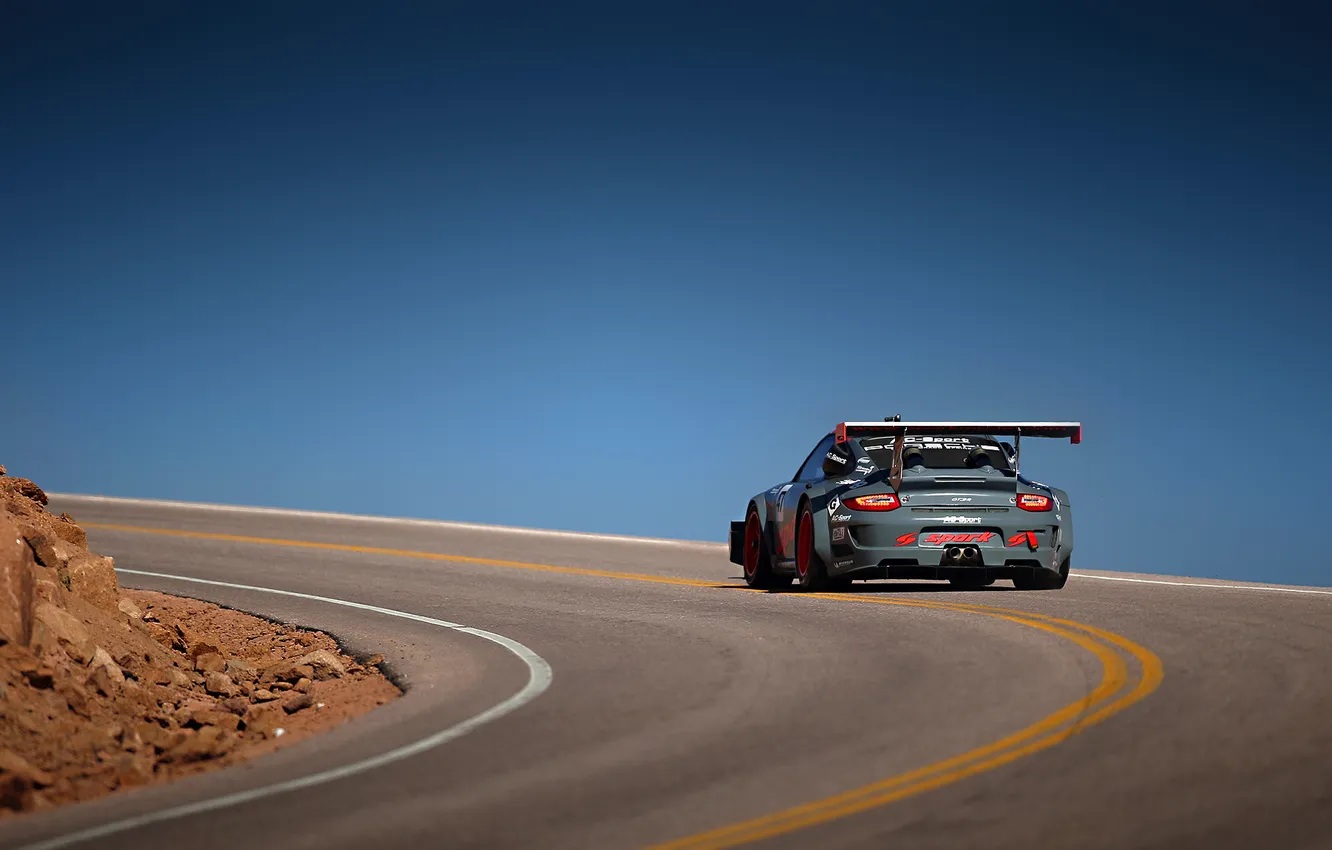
<box><xmin>798</xmin><ymin>493</ymin><xmax>836</xmax><ymax>571</ymax></box>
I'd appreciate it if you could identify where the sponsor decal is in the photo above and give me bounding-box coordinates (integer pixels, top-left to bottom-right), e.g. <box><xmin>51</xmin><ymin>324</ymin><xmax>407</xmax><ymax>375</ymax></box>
<box><xmin>830</xmin><ymin>512</ymin><xmax>852</xmax><ymax>522</ymax></box>
<box><xmin>848</xmin><ymin>479</ymin><xmax>869</xmax><ymax>490</ymax></box>
<box><xmin>834</xmin><ymin>558</ymin><xmax>855</xmax><ymax>568</ymax></box>
<box><xmin>831</xmin><ymin>526</ymin><xmax>846</xmax><ymax>542</ymax></box>
<box><xmin>950</xmin><ymin>497</ymin><xmax>973</xmax><ymax>502</ymax></box>
<box><xmin>939</xmin><ymin>516</ymin><xmax>982</xmax><ymax>525</ymax></box>
<box><xmin>834</xmin><ymin>479</ymin><xmax>860</xmax><ymax>486</ymax></box>
<box><xmin>920</xmin><ymin>532</ymin><xmax>997</xmax><ymax>546</ymax></box>
<box><xmin>824</xmin><ymin>451</ymin><xmax>849</xmax><ymax>467</ymax></box>
<box><xmin>827</xmin><ymin>495</ymin><xmax>841</xmax><ymax>515</ymax></box>
<box><xmin>904</xmin><ymin>435</ymin><xmax>975</xmax><ymax>446</ymax></box>
<box><xmin>1007</xmin><ymin>531</ymin><xmax>1039</xmax><ymax>550</ymax></box>
<box><xmin>895</xmin><ymin>533</ymin><xmax>918</xmax><ymax>547</ymax></box>
<box><xmin>774</xmin><ymin>484</ymin><xmax>794</xmax><ymax>521</ymax></box>
<box><xmin>768</xmin><ymin>487</ymin><xmax>780</xmax><ymax>495</ymax></box>
<box><xmin>854</xmin><ymin>465</ymin><xmax>874</xmax><ymax>475</ymax></box>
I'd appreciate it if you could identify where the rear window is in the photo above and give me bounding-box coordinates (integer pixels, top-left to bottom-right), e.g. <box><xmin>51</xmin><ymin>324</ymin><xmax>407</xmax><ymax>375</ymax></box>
<box><xmin>858</xmin><ymin>435</ymin><xmax>1011</xmax><ymax>472</ymax></box>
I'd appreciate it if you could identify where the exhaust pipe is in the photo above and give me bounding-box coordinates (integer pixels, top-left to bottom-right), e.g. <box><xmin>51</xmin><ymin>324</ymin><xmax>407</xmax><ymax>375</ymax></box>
<box><xmin>946</xmin><ymin>546</ymin><xmax>963</xmax><ymax>561</ymax></box>
<box><xmin>962</xmin><ymin>546</ymin><xmax>979</xmax><ymax>561</ymax></box>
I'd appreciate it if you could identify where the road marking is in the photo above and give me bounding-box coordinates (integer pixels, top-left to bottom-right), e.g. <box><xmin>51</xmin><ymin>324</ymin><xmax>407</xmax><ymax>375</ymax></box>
<box><xmin>650</xmin><ymin>598</ymin><xmax>1157</xmax><ymax>849</ymax></box>
<box><xmin>82</xmin><ymin>521</ymin><xmax>1162</xmax><ymax>848</ymax></box>
<box><xmin>18</xmin><ymin>570</ymin><xmax>554</xmax><ymax>850</ymax></box>
<box><xmin>1072</xmin><ymin>572</ymin><xmax>1332</xmax><ymax>596</ymax></box>
<box><xmin>52</xmin><ymin>493</ymin><xmax>723</xmax><ymax>549</ymax></box>
<box><xmin>83</xmin><ymin>522</ymin><xmax>723</xmax><ymax>589</ymax></box>
<box><xmin>65</xmin><ymin>495</ymin><xmax>1332</xmax><ymax>595</ymax></box>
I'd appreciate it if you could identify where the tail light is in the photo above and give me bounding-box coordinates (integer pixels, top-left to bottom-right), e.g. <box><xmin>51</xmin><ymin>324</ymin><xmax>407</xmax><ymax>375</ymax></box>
<box><xmin>846</xmin><ymin>493</ymin><xmax>901</xmax><ymax>511</ymax></box>
<box><xmin>1017</xmin><ymin>494</ymin><xmax>1052</xmax><ymax>512</ymax></box>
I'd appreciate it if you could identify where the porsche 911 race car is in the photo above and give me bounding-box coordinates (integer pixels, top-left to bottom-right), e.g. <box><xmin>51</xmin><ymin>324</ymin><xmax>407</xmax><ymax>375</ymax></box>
<box><xmin>728</xmin><ymin>419</ymin><xmax>1082</xmax><ymax>591</ymax></box>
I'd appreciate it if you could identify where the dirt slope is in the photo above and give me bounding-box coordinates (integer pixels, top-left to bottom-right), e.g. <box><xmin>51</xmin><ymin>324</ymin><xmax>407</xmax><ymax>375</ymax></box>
<box><xmin>0</xmin><ymin>466</ymin><xmax>400</xmax><ymax>815</ymax></box>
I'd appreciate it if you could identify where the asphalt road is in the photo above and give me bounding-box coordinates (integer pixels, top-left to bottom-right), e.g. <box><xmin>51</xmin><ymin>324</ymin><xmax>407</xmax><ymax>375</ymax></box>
<box><xmin>4</xmin><ymin>495</ymin><xmax>1331</xmax><ymax>850</ymax></box>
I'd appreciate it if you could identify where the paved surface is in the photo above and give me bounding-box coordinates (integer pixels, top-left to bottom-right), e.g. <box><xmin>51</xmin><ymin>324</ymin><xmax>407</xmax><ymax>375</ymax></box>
<box><xmin>3</xmin><ymin>495</ymin><xmax>1330</xmax><ymax>850</ymax></box>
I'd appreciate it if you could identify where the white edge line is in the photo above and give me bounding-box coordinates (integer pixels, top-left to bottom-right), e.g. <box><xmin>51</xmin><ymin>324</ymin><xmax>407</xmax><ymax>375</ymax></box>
<box><xmin>1072</xmin><ymin>572</ymin><xmax>1332</xmax><ymax>596</ymax></box>
<box><xmin>47</xmin><ymin>493</ymin><xmax>727</xmax><ymax>550</ymax></box>
<box><xmin>20</xmin><ymin>569</ymin><xmax>554</xmax><ymax>850</ymax></box>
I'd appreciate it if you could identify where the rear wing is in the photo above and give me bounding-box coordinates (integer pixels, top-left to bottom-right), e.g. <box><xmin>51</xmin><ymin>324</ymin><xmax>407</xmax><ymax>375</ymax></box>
<box><xmin>834</xmin><ymin>421</ymin><xmax>1081</xmax><ymax>444</ymax></box>
<box><xmin>832</xmin><ymin>421</ymin><xmax>1082</xmax><ymax>487</ymax></box>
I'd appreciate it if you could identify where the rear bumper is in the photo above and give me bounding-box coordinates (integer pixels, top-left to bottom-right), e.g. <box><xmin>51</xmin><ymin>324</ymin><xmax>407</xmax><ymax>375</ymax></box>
<box><xmin>838</xmin><ymin>563</ymin><xmax>1059</xmax><ymax>583</ymax></box>
<box><xmin>827</xmin><ymin>513</ymin><xmax>1069</xmax><ymax>578</ymax></box>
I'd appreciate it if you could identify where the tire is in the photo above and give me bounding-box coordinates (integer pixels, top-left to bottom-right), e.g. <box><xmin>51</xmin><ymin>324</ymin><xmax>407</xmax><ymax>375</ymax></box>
<box><xmin>795</xmin><ymin>502</ymin><xmax>831</xmax><ymax>591</ymax></box>
<box><xmin>742</xmin><ymin>508</ymin><xmax>790</xmax><ymax>590</ymax></box>
<box><xmin>1013</xmin><ymin>555</ymin><xmax>1071</xmax><ymax>591</ymax></box>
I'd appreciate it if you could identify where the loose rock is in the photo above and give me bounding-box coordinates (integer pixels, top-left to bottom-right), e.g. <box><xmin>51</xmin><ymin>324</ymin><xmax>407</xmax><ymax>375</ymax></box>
<box><xmin>296</xmin><ymin>649</ymin><xmax>346</xmax><ymax>680</ymax></box>
<box><xmin>0</xmin><ymin>750</ymin><xmax>53</xmax><ymax>787</ymax></box>
<box><xmin>0</xmin><ymin>749</ymin><xmax>53</xmax><ymax>812</ymax></box>
<box><xmin>195</xmin><ymin>652</ymin><xmax>226</xmax><ymax>673</ymax></box>
<box><xmin>129</xmin><ymin>722</ymin><xmax>173</xmax><ymax>753</ymax></box>
<box><xmin>23</xmin><ymin>531</ymin><xmax>79</xmax><ymax>571</ymax></box>
<box><xmin>0</xmin><ymin>520</ymin><xmax>38</xmax><ymax>647</ymax></box>
<box><xmin>162</xmin><ymin>726</ymin><xmax>229</xmax><ymax>763</ymax></box>
<box><xmin>224</xmin><ymin>658</ymin><xmax>258</xmax><ymax>683</ymax></box>
<box><xmin>204</xmin><ymin>672</ymin><xmax>236</xmax><ymax>697</ymax></box>
<box><xmin>88</xmin><ymin>646</ymin><xmax>126</xmax><ymax>683</ymax></box>
<box><xmin>31</xmin><ymin>601</ymin><xmax>93</xmax><ymax>663</ymax></box>
<box><xmin>89</xmin><ymin>664</ymin><xmax>119</xmax><ymax>697</ymax></box>
<box><xmin>110</xmin><ymin>753</ymin><xmax>154</xmax><ymax>788</ymax></box>
<box><xmin>260</xmin><ymin>662</ymin><xmax>313</xmax><ymax>685</ymax></box>
<box><xmin>189</xmin><ymin>710</ymin><xmax>241</xmax><ymax>732</ymax></box>
<box><xmin>4</xmin><ymin>478</ymin><xmax>48</xmax><ymax>505</ymax></box>
<box><xmin>242</xmin><ymin>704</ymin><xmax>285</xmax><ymax>738</ymax></box>
<box><xmin>116</xmin><ymin>597</ymin><xmax>143</xmax><ymax>620</ymax></box>
<box><xmin>65</xmin><ymin>553</ymin><xmax>120</xmax><ymax>611</ymax></box>
<box><xmin>188</xmin><ymin>641</ymin><xmax>223</xmax><ymax>662</ymax></box>
<box><xmin>21</xmin><ymin>665</ymin><xmax>55</xmax><ymax>689</ymax></box>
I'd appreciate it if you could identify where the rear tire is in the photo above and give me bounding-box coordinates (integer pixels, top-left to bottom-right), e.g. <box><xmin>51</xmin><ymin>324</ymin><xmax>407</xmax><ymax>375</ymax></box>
<box><xmin>795</xmin><ymin>502</ymin><xmax>830</xmax><ymax>591</ymax></box>
<box><xmin>742</xmin><ymin>508</ymin><xmax>789</xmax><ymax>590</ymax></box>
<box><xmin>1013</xmin><ymin>555</ymin><xmax>1071</xmax><ymax>591</ymax></box>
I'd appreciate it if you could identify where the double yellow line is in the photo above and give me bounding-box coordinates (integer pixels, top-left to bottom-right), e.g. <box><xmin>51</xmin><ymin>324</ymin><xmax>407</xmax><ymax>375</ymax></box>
<box><xmin>652</xmin><ymin>596</ymin><xmax>1161</xmax><ymax>849</ymax></box>
<box><xmin>85</xmin><ymin>522</ymin><xmax>1162</xmax><ymax>849</ymax></box>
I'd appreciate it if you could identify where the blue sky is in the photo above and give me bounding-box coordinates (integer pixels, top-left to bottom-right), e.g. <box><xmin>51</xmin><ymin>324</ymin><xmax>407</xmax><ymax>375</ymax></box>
<box><xmin>2</xmin><ymin>3</ymin><xmax>1329</xmax><ymax>585</ymax></box>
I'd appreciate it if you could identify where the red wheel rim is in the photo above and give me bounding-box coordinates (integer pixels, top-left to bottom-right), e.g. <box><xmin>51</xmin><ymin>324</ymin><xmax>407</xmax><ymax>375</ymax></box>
<box><xmin>743</xmin><ymin>514</ymin><xmax>762</xmax><ymax>576</ymax></box>
<box><xmin>796</xmin><ymin>510</ymin><xmax>813</xmax><ymax>577</ymax></box>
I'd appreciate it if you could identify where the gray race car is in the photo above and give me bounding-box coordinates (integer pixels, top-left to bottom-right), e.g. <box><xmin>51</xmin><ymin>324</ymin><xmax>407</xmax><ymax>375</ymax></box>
<box><xmin>728</xmin><ymin>419</ymin><xmax>1082</xmax><ymax>591</ymax></box>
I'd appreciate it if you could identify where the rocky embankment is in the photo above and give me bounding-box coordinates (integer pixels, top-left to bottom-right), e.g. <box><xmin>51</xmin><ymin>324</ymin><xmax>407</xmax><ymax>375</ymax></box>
<box><xmin>0</xmin><ymin>466</ymin><xmax>400</xmax><ymax>815</ymax></box>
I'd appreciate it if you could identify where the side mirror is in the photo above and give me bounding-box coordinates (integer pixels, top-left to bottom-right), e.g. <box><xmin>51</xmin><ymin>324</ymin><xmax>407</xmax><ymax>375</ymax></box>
<box><xmin>822</xmin><ymin>444</ymin><xmax>854</xmax><ymax>477</ymax></box>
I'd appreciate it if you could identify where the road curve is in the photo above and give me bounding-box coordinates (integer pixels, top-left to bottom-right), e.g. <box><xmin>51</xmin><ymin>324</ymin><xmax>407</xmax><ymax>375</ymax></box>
<box><xmin>3</xmin><ymin>495</ymin><xmax>1329</xmax><ymax>850</ymax></box>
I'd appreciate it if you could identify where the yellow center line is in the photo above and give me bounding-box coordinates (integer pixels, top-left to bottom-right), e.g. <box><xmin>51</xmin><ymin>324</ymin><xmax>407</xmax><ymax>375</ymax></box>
<box><xmin>85</xmin><ymin>521</ymin><xmax>1162</xmax><ymax>848</ymax></box>
<box><xmin>84</xmin><ymin>522</ymin><xmax>722</xmax><ymax>589</ymax></box>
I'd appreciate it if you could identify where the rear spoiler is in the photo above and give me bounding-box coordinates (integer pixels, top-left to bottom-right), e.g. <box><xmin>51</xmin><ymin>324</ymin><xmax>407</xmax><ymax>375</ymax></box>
<box><xmin>832</xmin><ymin>421</ymin><xmax>1082</xmax><ymax>487</ymax></box>
<box><xmin>834</xmin><ymin>421</ymin><xmax>1081</xmax><ymax>444</ymax></box>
